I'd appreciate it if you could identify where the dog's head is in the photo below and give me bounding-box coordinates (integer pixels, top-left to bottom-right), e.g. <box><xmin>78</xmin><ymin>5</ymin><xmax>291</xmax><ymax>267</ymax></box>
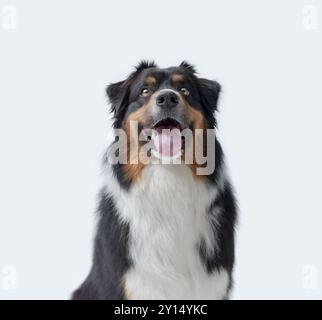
<box><xmin>106</xmin><ymin>61</ymin><xmax>221</xmax><ymax>183</ymax></box>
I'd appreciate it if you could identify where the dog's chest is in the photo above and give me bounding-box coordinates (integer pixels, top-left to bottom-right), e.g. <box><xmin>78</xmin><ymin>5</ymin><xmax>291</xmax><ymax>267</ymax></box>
<box><xmin>113</xmin><ymin>165</ymin><xmax>229</xmax><ymax>299</ymax></box>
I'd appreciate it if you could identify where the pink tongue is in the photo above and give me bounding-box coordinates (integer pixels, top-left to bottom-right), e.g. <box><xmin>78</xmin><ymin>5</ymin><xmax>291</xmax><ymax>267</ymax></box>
<box><xmin>153</xmin><ymin>130</ymin><xmax>182</xmax><ymax>157</ymax></box>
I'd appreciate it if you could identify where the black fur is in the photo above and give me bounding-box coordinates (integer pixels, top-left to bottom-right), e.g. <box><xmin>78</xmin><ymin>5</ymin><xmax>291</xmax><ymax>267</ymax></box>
<box><xmin>72</xmin><ymin>191</ymin><xmax>131</xmax><ymax>300</ymax></box>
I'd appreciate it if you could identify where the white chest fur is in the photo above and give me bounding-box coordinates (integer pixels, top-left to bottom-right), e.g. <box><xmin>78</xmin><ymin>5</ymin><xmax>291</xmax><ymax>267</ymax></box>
<box><xmin>107</xmin><ymin>164</ymin><xmax>229</xmax><ymax>300</ymax></box>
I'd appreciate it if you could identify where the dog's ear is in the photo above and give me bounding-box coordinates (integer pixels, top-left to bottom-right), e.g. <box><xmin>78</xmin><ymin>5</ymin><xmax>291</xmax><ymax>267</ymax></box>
<box><xmin>179</xmin><ymin>61</ymin><xmax>197</xmax><ymax>74</ymax></box>
<box><xmin>179</xmin><ymin>61</ymin><xmax>221</xmax><ymax>112</ymax></box>
<box><xmin>106</xmin><ymin>80</ymin><xmax>128</xmax><ymax>113</ymax></box>
<box><xmin>134</xmin><ymin>60</ymin><xmax>157</xmax><ymax>74</ymax></box>
<box><xmin>198</xmin><ymin>78</ymin><xmax>221</xmax><ymax>113</ymax></box>
<box><xmin>106</xmin><ymin>80</ymin><xmax>125</xmax><ymax>104</ymax></box>
<box><xmin>106</xmin><ymin>60</ymin><xmax>157</xmax><ymax>126</ymax></box>
<box><xmin>106</xmin><ymin>79</ymin><xmax>131</xmax><ymax>128</ymax></box>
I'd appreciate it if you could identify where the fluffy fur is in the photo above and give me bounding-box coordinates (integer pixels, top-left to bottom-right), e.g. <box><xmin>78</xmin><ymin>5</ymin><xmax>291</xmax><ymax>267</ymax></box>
<box><xmin>72</xmin><ymin>61</ymin><xmax>237</xmax><ymax>300</ymax></box>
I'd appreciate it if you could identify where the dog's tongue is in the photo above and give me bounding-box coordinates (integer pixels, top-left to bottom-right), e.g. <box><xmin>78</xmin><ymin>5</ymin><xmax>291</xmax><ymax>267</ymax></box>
<box><xmin>153</xmin><ymin>128</ymin><xmax>182</xmax><ymax>158</ymax></box>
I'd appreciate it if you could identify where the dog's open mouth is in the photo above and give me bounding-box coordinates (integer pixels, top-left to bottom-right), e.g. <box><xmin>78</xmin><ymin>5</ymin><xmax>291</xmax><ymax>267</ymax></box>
<box><xmin>153</xmin><ymin>117</ymin><xmax>183</xmax><ymax>132</ymax></box>
<box><xmin>150</xmin><ymin>118</ymin><xmax>183</xmax><ymax>158</ymax></box>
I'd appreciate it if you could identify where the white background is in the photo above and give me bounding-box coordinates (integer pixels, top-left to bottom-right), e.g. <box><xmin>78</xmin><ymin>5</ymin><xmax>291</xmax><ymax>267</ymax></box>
<box><xmin>0</xmin><ymin>0</ymin><xmax>321</xmax><ymax>300</ymax></box>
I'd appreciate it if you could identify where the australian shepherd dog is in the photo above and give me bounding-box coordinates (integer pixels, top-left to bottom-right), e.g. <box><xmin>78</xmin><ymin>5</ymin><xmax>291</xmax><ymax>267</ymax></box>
<box><xmin>72</xmin><ymin>61</ymin><xmax>237</xmax><ymax>300</ymax></box>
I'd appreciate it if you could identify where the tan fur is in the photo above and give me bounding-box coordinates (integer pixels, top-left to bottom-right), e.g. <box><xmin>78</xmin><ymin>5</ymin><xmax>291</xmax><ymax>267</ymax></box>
<box><xmin>121</xmin><ymin>96</ymin><xmax>156</xmax><ymax>183</ymax></box>
<box><xmin>185</xmin><ymin>105</ymin><xmax>208</xmax><ymax>180</ymax></box>
<box><xmin>145</xmin><ymin>76</ymin><xmax>156</xmax><ymax>87</ymax></box>
<box><xmin>171</xmin><ymin>73</ymin><xmax>183</xmax><ymax>86</ymax></box>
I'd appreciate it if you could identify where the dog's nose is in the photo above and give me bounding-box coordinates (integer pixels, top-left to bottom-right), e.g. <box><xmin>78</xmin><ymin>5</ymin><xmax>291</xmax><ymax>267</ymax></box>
<box><xmin>156</xmin><ymin>91</ymin><xmax>179</xmax><ymax>108</ymax></box>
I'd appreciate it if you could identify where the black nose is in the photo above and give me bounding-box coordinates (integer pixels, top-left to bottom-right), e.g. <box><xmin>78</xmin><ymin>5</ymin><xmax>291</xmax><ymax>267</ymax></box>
<box><xmin>156</xmin><ymin>91</ymin><xmax>179</xmax><ymax>108</ymax></box>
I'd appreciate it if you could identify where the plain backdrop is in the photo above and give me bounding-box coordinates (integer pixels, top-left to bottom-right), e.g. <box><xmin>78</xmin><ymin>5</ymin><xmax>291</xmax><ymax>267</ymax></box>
<box><xmin>0</xmin><ymin>0</ymin><xmax>321</xmax><ymax>300</ymax></box>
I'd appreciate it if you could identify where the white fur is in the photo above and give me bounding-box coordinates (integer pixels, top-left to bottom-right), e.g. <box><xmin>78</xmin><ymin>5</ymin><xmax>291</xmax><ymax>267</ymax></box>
<box><xmin>104</xmin><ymin>163</ymin><xmax>229</xmax><ymax>300</ymax></box>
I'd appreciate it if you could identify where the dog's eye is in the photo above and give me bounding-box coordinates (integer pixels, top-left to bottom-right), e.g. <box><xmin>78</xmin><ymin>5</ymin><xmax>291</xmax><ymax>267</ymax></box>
<box><xmin>180</xmin><ymin>88</ymin><xmax>190</xmax><ymax>96</ymax></box>
<box><xmin>140</xmin><ymin>88</ymin><xmax>151</xmax><ymax>97</ymax></box>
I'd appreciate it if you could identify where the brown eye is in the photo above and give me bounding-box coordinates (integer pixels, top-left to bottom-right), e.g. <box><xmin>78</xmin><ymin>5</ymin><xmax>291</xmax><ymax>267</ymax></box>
<box><xmin>140</xmin><ymin>88</ymin><xmax>151</xmax><ymax>97</ymax></box>
<box><xmin>180</xmin><ymin>87</ymin><xmax>190</xmax><ymax>96</ymax></box>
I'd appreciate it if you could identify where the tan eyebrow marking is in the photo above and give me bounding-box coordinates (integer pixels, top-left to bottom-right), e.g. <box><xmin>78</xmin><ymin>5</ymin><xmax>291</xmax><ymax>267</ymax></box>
<box><xmin>145</xmin><ymin>76</ymin><xmax>156</xmax><ymax>86</ymax></box>
<box><xmin>171</xmin><ymin>73</ymin><xmax>184</xmax><ymax>85</ymax></box>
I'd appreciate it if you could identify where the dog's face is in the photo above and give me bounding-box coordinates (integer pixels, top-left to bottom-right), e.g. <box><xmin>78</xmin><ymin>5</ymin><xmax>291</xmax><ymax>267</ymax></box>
<box><xmin>107</xmin><ymin>61</ymin><xmax>221</xmax><ymax>182</ymax></box>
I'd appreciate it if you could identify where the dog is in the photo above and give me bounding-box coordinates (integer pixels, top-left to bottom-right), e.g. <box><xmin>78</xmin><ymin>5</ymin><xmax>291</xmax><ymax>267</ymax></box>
<box><xmin>72</xmin><ymin>61</ymin><xmax>237</xmax><ymax>300</ymax></box>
